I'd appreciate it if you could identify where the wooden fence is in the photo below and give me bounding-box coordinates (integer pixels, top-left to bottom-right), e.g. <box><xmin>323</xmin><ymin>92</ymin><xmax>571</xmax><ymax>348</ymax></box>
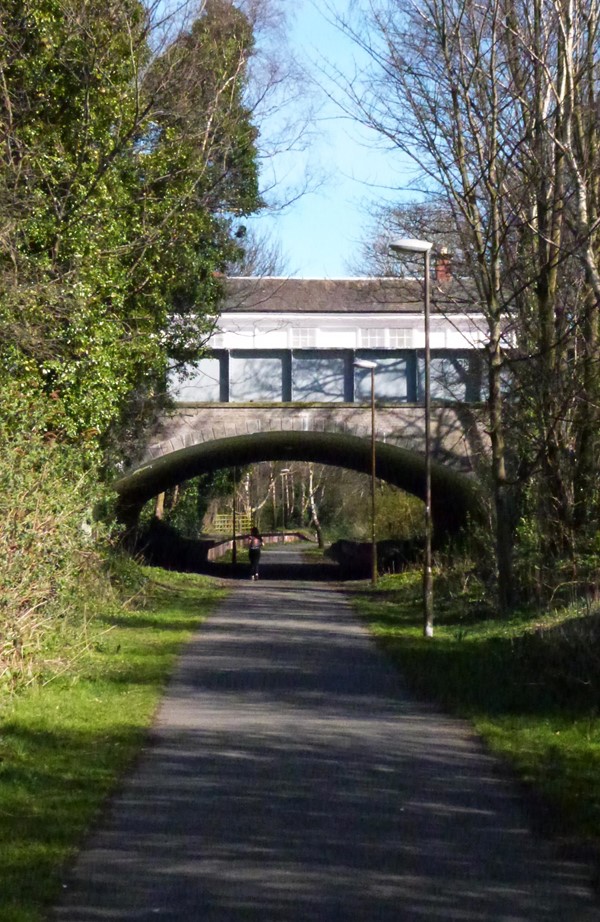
<box><xmin>213</xmin><ymin>513</ymin><xmax>253</xmax><ymax>535</ymax></box>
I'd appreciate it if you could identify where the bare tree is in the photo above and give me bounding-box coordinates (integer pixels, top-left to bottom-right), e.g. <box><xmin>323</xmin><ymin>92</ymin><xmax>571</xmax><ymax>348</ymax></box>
<box><xmin>330</xmin><ymin>0</ymin><xmax>600</xmax><ymax>602</ymax></box>
<box><xmin>350</xmin><ymin>199</ymin><xmax>465</xmax><ymax>277</ymax></box>
<box><xmin>227</xmin><ymin>224</ymin><xmax>288</xmax><ymax>276</ymax></box>
<box><xmin>307</xmin><ymin>463</ymin><xmax>324</xmax><ymax>547</ymax></box>
<box><xmin>328</xmin><ymin>0</ymin><xmax>516</xmax><ymax>607</ymax></box>
<box><xmin>492</xmin><ymin>0</ymin><xmax>600</xmax><ymax>552</ymax></box>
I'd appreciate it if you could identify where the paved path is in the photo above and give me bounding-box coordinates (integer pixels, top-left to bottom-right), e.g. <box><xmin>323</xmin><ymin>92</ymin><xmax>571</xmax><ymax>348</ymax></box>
<box><xmin>54</xmin><ymin>547</ymin><xmax>599</xmax><ymax>921</ymax></box>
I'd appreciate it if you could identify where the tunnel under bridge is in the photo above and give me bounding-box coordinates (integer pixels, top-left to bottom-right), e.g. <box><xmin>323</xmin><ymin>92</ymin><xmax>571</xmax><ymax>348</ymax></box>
<box><xmin>115</xmin><ymin>426</ymin><xmax>486</xmax><ymax>538</ymax></box>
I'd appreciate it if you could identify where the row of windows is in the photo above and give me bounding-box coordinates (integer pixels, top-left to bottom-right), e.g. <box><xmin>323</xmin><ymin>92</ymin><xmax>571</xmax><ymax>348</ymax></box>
<box><xmin>290</xmin><ymin>328</ymin><xmax>414</xmax><ymax>348</ymax></box>
<box><xmin>170</xmin><ymin>350</ymin><xmax>485</xmax><ymax>405</ymax></box>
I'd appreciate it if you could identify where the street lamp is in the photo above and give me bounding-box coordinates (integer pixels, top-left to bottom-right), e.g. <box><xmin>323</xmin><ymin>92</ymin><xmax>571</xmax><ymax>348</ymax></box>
<box><xmin>232</xmin><ymin>465</ymin><xmax>237</xmax><ymax>566</ymax></box>
<box><xmin>354</xmin><ymin>359</ymin><xmax>378</xmax><ymax>586</ymax></box>
<box><xmin>280</xmin><ymin>468</ymin><xmax>290</xmax><ymax>539</ymax></box>
<box><xmin>389</xmin><ymin>237</ymin><xmax>434</xmax><ymax>637</ymax></box>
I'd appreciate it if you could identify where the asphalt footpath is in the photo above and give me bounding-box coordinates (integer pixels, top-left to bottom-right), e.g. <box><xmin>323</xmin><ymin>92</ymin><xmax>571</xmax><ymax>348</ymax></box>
<box><xmin>52</xmin><ymin>545</ymin><xmax>600</xmax><ymax>921</ymax></box>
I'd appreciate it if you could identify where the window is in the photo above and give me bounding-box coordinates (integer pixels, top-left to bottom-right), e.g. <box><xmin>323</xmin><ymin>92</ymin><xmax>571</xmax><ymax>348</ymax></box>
<box><xmin>229</xmin><ymin>353</ymin><xmax>283</xmax><ymax>402</ymax></box>
<box><xmin>354</xmin><ymin>354</ymin><xmax>410</xmax><ymax>403</ymax></box>
<box><xmin>168</xmin><ymin>357</ymin><xmax>222</xmax><ymax>402</ymax></box>
<box><xmin>291</xmin><ymin>327</ymin><xmax>317</xmax><ymax>348</ymax></box>
<box><xmin>417</xmin><ymin>352</ymin><xmax>483</xmax><ymax>402</ymax></box>
<box><xmin>293</xmin><ymin>352</ymin><xmax>347</xmax><ymax>402</ymax></box>
<box><xmin>359</xmin><ymin>328</ymin><xmax>386</xmax><ymax>347</ymax></box>
<box><xmin>389</xmin><ymin>328</ymin><xmax>412</xmax><ymax>348</ymax></box>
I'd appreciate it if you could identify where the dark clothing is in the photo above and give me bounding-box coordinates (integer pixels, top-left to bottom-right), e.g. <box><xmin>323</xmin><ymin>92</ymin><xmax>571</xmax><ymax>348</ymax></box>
<box><xmin>248</xmin><ymin>531</ymin><xmax>263</xmax><ymax>579</ymax></box>
<box><xmin>249</xmin><ymin>546</ymin><xmax>261</xmax><ymax>578</ymax></box>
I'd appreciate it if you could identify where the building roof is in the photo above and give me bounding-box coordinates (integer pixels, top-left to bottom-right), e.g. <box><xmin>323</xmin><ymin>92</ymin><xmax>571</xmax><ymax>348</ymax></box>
<box><xmin>223</xmin><ymin>276</ymin><xmax>477</xmax><ymax>315</ymax></box>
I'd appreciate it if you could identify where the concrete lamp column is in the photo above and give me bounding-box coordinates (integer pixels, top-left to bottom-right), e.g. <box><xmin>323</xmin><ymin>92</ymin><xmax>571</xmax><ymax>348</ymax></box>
<box><xmin>389</xmin><ymin>238</ymin><xmax>434</xmax><ymax>637</ymax></box>
<box><xmin>354</xmin><ymin>359</ymin><xmax>378</xmax><ymax>587</ymax></box>
<box><xmin>280</xmin><ymin>468</ymin><xmax>290</xmax><ymax>539</ymax></box>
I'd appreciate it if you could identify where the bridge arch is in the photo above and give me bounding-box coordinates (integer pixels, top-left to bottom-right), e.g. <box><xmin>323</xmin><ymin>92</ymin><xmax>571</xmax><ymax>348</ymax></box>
<box><xmin>115</xmin><ymin>430</ymin><xmax>484</xmax><ymax>536</ymax></box>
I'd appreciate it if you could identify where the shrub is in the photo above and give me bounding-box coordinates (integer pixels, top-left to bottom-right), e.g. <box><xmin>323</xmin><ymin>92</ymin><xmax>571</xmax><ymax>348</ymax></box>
<box><xmin>0</xmin><ymin>427</ymin><xmax>110</xmax><ymax>692</ymax></box>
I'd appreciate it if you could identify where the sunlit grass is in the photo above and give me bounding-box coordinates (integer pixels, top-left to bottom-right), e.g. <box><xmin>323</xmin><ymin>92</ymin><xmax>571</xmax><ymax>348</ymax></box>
<box><xmin>0</xmin><ymin>568</ymin><xmax>226</xmax><ymax>922</ymax></box>
<box><xmin>351</xmin><ymin>569</ymin><xmax>600</xmax><ymax>851</ymax></box>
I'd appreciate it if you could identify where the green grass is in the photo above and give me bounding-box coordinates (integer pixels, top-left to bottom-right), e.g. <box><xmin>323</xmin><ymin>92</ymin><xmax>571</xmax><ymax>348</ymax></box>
<box><xmin>299</xmin><ymin>540</ymin><xmax>325</xmax><ymax>558</ymax></box>
<box><xmin>350</xmin><ymin>569</ymin><xmax>600</xmax><ymax>853</ymax></box>
<box><xmin>0</xmin><ymin>568</ymin><xmax>226</xmax><ymax>922</ymax></box>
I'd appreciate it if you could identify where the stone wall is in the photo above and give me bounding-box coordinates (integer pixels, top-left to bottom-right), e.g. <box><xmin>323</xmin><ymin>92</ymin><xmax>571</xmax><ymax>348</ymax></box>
<box><xmin>136</xmin><ymin>403</ymin><xmax>488</xmax><ymax>473</ymax></box>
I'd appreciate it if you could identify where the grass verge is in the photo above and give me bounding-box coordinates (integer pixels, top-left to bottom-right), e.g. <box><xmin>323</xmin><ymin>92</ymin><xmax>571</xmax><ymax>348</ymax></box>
<box><xmin>349</xmin><ymin>569</ymin><xmax>600</xmax><ymax>861</ymax></box>
<box><xmin>0</xmin><ymin>567</ymin><xmax>226</xmax><ymax>922</ymax></box>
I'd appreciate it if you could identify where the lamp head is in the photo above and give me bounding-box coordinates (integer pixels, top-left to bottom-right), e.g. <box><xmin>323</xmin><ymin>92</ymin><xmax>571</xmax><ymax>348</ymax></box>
<box><xmin>389</xmin><ymin>237</ymin><xmax>433</xmax><ymax>254</ymax></box>
<box><xmin>354</xmin><ymin>359</ymin><xmax>378</xmax><ymax>369</ymax></box>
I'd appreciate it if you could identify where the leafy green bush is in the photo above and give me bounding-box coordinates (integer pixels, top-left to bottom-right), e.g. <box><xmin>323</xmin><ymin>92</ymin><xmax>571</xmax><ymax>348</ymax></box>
<box><xmin>0</xmin><ymin>422</ymin><xmax>112</xmax><ymax>692</ymax></box>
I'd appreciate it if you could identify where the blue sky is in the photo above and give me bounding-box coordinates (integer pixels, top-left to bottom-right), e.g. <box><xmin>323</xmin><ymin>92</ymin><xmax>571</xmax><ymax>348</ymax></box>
<box><xmin>247</xmin><ymin>2</ymin><xmax>411</xmax><ymax>278</ymax></box>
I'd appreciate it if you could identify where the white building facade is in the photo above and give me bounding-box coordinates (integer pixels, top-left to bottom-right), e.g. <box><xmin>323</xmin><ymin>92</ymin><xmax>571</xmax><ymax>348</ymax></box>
<box><xmin>170</xmin><ymin>277</ymin><xmax>488</xmax><ymax>406</ymax></box>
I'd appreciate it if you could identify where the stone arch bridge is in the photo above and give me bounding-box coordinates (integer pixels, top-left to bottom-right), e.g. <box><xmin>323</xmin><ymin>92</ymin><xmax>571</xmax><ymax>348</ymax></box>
<box><xmin>116</xmin><ymin>403</ymin><xmax>489</xmax><ymax>535</ymax></box>
<box><xmin>116</xmin><ymin>276</ymin><xmax>492</xmax><ymax>535</ymax></box>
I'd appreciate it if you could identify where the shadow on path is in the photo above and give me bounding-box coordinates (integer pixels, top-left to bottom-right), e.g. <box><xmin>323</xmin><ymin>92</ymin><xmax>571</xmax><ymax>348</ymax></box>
<box><xmin>202</xmin><ymin>544</ymin><xmax>340</xmax><ymax>583</ymax></box>
<box><xmin>53</xmin><ymin>552</ymin><xmax>599</xmax><ymax>921</ymax></box>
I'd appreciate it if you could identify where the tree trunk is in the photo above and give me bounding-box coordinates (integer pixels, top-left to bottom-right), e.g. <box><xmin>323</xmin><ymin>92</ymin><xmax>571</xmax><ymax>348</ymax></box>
<box><xmin>488</xmin><ymin>315</ymin><xmax>514</xmax><ymax>612</ymax></box>
<box><xmin>154</xmin><ymin>492</ymin><xmax>165</xmax><ymax>520</ymax></box>
<box><xmin>308</xmin><ymin>464</ymin><xmax>324</xmax><ymax>548</ymax></box>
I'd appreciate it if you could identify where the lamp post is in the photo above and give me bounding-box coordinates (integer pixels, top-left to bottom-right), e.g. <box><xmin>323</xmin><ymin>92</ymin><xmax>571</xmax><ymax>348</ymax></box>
<box><xmin>280</xmin><ymin>468</ymin><xmax>290</xmax><ymax>540</ymax></box>
<box><xmin>389</xmin><ymin>237</ymin><xmax>434</xmax><ymax>637</ymax></box>
<box><xmin>354</xmin><ymin>359</ymin><xmax>378</xmax><ymax>586</ymax></box>
<box><xmin>232</xmin><ymin>465</ymin><xmax>237</xmax><ymax>566</ymax></box>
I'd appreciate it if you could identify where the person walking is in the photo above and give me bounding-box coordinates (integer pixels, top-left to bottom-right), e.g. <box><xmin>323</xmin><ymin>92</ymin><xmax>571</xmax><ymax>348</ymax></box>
<box><xmin>248</xmin><ymin>527</ymin><xmax>263</xmax><ymax>580</ymax></box>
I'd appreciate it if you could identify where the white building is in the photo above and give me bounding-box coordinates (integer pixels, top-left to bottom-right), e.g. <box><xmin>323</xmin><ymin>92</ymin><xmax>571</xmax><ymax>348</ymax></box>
<box><xmin>170</xmin><ymin>276</ymin><xmax>488</xmax><ymax>405</ymax></box>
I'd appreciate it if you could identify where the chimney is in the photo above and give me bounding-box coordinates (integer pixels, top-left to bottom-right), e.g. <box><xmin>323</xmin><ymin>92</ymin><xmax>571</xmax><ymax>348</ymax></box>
<box><xmin>435</xmin><ymin>247</ymin><xmax>452</xmax><ymax>282</ymax></box>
